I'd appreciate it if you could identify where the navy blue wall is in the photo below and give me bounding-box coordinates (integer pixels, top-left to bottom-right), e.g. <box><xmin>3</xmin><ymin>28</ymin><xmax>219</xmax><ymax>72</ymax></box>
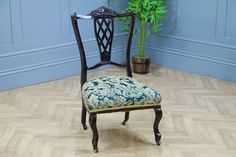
<box><xmin>0</xmin><ymin>0</ymin><xmax>130</xmax><ymax>91</ymax></box>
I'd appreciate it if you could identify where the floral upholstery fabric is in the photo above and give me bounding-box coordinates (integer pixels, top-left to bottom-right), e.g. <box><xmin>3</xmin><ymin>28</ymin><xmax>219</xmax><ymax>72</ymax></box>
<box><xmin>82</xmin><ymin>76</ymin><xmax>161</xmax><ymax>112</ymax></box>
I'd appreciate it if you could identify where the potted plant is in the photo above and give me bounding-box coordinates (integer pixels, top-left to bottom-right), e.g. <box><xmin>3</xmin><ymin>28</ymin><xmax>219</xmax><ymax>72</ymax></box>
<box><xmin>120</xmin><ymin>0</ymin><xmax>168</xmax><ymax>74</ymax></box>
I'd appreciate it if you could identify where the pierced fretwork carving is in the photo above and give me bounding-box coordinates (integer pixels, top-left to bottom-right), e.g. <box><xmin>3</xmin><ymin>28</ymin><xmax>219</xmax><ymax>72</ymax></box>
<box><xmin>94</xmin><ymin>17</ymin><xmax>114</xmax><ymax>62</ymax></box>
<box><xmin>88</xmin><ymin>6</ymin><xmax>117</xmax><ymax>62</ymax></box>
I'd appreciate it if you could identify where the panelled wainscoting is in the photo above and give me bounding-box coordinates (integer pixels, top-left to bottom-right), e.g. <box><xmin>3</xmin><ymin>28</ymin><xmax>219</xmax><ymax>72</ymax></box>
<box><xmin>0</xmin><ymin>0</ymin><xmax>129</xmax><ymax>91</ymax></box>
<box><xmin>146</xmin><ymin>0</ymin><xmax>236</xmax><ymax>82</ymax></box>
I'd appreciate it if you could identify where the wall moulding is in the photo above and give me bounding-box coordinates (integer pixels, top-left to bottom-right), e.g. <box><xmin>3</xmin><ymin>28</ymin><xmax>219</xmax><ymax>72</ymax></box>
<box><xmin>155</xmin><ymin>34</ymin><xmax>236</xmax><ymax>50</ymax></box>
<box><xmin>147</xmin><ymin>45</ymin><xmax>236</xmax><ymax>67</ymax></box>
<box><xmin>0</xmin><ymin>33</ymin><xmax>127</xmax><ymax>59</ymax></box>
<box><xmin>0</xmin><ymin>47</ymin><xmax>127</xmax><ymax>77</ymax></box>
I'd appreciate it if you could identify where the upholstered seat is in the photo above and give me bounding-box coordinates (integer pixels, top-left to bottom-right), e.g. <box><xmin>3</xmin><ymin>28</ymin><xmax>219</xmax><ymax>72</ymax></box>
<box><xmin>82</xmin><ymin>76</ymin><xmax>161</xmax><ymax>112</ymax></box>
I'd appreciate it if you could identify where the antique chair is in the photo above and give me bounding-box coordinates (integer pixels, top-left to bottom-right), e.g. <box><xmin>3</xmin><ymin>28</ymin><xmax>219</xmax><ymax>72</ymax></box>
<box><xmin>71</xmin><ymin>6</ymin><xmax>162</xmax><ymax>153</ymax></box>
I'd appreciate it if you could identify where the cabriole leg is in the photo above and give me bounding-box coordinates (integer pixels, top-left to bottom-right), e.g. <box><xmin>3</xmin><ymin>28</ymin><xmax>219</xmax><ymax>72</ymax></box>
<box><xmin>89</xmin><ymin>113</ymin><xmax>99</xmax><ymax>153</ymax></box>
<box><xmin>153</xmin><ymin>105</ymin><xmax>163</xmax><ymax>145</ymax></box>
<box><xmin>81</xmin><ymin>100</ymin><xmax>87</xmax><ymax>130</ymax></box>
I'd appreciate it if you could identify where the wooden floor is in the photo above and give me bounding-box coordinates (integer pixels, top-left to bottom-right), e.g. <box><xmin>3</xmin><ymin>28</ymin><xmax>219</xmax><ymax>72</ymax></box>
<box><xmin>0</xmin><ymin>66</ymin><xmax>236</xmax><ymax>157</ymax></box>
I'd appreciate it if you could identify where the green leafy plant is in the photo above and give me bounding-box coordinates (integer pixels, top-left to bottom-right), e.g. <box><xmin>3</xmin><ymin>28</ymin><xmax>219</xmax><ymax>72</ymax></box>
<box><xmin>120</xmin><ymin>0</ymin><xmax>168</xmax><ymax>58</ymax></box>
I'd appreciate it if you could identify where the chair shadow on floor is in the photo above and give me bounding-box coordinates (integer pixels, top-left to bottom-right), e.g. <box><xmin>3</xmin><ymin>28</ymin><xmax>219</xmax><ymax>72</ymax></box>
<box><xmin>98</xmin><ymin>127</ymin><xmax>155</xmax><ymax>150</ymax></box>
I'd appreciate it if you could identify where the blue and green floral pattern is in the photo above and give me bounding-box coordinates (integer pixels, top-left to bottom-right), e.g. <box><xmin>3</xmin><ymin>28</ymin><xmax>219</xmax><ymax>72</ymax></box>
<box><xmin>82</xmin><ymin>76</ymin><xmax>161</xmax><ymax>112</ymax></box>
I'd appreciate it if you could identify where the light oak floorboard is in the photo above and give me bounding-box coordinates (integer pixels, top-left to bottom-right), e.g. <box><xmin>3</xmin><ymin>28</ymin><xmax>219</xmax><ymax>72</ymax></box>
<box><xmin>0</xmin><ymin>65</ymin><xmax>236</xmax><ymax>157</ymax></box>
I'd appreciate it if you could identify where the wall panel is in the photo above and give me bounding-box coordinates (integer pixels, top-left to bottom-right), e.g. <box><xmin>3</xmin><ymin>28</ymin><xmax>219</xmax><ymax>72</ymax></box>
<box><xmin>0</xmin><ymin>0</ymin><xmax>13</xmax><ymax>46</ymax></box>
<box><xmin>225</xmin><ymin>0</ymin><xmax>236</xmax><ymax>39</ymax></box>
<box><xmin>20</xmin><ymin>0</ymin><xmax>62</xmax><ymax>42</ymax></box>
<box><xmin>177</xmin><ymin>0</ymin><xmax>218</xmax><ymax>37</ymax></box>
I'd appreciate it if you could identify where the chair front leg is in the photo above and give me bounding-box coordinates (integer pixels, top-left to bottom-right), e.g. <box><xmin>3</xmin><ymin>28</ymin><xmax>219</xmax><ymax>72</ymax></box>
<box><xmin>89</xmin><ymin>113</ymin><xmax>99</xmax><ymax>153</ymax></box>
<box><xmin>81</xmin><ymin>100</ymin><xmax>87</xmax><ymax>130</ymax></box>
<box><xmin>153</xmin><ymin>105</ymin><xmax>163</xmax><ymax>145</ymax></box>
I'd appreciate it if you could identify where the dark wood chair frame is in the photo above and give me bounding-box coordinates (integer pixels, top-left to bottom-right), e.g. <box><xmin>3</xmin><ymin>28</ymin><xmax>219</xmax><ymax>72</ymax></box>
<box><xmin>71</xmin><ymin>6</ymin><xmax>162</xmax><ymax>153</ymax></box>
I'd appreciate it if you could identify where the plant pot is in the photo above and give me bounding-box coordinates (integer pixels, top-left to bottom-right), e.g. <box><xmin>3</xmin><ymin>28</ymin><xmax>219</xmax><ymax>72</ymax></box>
<box><xmin>132</xmin><ymin>56</ymin><xmax>150</xmax><ymax>74</ymax></box>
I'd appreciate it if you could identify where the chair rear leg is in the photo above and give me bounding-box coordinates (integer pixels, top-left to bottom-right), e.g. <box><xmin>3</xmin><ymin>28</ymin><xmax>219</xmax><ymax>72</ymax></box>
<box><xmin>81</xmin><ymin>102</ymin><xmax>87</xmax><ymax>130</ymax></box>
<box><xmin>89</xmin><ymin>113</ymin><xmax>99</xmax><ymax>153</ymax></box>
<box><xmin>153</xmin><ymin>105</ymin><xmax>163</xmax><ymax>145</ymax></box>
<box><xmin>122</xmin><ymin>112</ymin><xmax>130</xmax><ymax>125</ymax></box>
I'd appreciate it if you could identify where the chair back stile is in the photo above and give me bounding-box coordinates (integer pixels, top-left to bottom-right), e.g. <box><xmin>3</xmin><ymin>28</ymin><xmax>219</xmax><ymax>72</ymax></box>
<box><xmin>71</xmin><ymin>14</ymin><xmax>88</xmax><ymax>87</ymax></box>
<box><xmin>71</xmin><ymin>7</ymin><xmax>135</xmax><ymax>87</ymax></box>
